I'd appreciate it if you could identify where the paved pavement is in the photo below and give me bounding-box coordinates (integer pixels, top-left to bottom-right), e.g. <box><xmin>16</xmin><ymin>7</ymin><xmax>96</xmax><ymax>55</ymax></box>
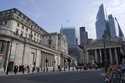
<box><xmin>0</xmin><ymin>70</ymin><xmax>105</xmax><ymax>83</ymax></box>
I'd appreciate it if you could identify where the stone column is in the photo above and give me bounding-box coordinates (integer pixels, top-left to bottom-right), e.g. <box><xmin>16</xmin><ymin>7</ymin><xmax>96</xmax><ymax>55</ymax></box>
<box><xmin>99</xmin><ymin>49</ymin><xmax>102</xmax><ymax>63</ymax></box>
<box><xmin>120</xmin><ymin>48</ymin><xmax>125</xmax><ymax>64</ymax></box>
<box><xmin>86</xmin><ymin>51</ymin><xmax>89</xmax><ymax>64</ymax></box>
<box><xmin>41</xmin><ymin>51</ymin><xmax>45</xmax><ymax>70</ymax></box>
<box><xmin>5</xmin><ymin>40</ymin><xmax>12</xmax><ymax>72</ymax></box>
<box><xmin>0</xmin><ymin>41</ymin><xmax>2</xmax><ymax>51</ymax></box>
<box><xmin>94</xmin><ymin>49</ymin><xmax>98</xmax><ymax>63</ymax></box>
<box><xmin>114</xmin><ymin>48</ymin><xmax>118</xmax><ymax>64</ymax></box>
<box><xmin>109</xmin><ymin>48</ymin><xmax>113</xmax><ymax>64</ymax></box>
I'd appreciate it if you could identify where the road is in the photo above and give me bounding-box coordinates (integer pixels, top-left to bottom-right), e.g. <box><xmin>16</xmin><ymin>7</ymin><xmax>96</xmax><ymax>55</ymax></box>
<box><xmin>0</xmin><ymin>70</ymin><xmax>105</xmax><ymax>83</ymax></box>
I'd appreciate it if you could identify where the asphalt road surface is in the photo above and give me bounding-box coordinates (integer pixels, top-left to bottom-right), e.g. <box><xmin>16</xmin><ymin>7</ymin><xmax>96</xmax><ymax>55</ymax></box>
<box><xmin>0</xmin><ymin>70</ymin><xmax>105</xmax><ymax>83</ymax></box>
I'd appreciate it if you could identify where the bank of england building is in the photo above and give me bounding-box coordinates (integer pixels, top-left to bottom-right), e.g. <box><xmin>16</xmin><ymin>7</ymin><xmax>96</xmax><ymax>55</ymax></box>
<box><xmin>0</xmin><ymin>8</ymin><xmax>71</xmax><ymax>72</ymax></box>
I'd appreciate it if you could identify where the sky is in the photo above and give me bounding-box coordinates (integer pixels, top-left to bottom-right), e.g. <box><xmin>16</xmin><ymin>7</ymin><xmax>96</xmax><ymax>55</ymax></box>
<box><xmin>0</xmin><ymin>0</ymin><xmax>125</xmax><ymax>39</ymax></box>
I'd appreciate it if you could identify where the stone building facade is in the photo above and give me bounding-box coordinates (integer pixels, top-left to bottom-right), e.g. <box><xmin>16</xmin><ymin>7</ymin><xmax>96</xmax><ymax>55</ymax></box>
<box><xmin>0</xmin><ymin>8</ymin><xmax>71</xmax><ymax>72</ymax></box>
<box><xmin>85</xmin><ymin>39</ymin><xmax>125</xmax><ymax>66</ymax></box>
<box><xmin>41</xmin><ymin>32</ymin><xmax>72</xmax><ymax>67</ymax></box>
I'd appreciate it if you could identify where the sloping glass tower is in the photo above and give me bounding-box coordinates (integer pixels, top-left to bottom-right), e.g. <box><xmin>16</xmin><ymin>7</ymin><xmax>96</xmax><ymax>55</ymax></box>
<box><xmin>115</xmin><ymin>17</ymin><xmax>124</xmax><ymax>39</ymax></box>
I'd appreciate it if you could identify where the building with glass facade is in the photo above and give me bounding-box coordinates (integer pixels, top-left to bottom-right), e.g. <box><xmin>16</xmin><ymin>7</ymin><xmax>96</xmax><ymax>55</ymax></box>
<box><xmin>60</xmin><ymin>28</ymin><xmax>77</xmax><ymax>48</ymax></box>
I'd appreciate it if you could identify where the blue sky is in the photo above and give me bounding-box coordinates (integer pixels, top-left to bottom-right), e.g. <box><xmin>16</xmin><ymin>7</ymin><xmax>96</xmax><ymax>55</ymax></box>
<box><xmin>0</xmin><ymin>0</ymin><xmax>125</xmax><ymax>39</ymax></box>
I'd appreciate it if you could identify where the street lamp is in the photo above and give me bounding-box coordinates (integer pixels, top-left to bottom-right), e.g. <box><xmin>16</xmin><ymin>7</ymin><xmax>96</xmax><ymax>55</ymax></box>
<box><xmin>102</xmin><ymin>34</ymin><xmax>108</xmax><ymax>72</ymax></box>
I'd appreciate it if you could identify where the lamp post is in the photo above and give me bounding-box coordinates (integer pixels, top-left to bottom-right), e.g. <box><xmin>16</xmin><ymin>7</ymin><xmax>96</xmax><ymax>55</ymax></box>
<box><xmin>102</xmin><ymin>35</ymin><xmax>108</xmax><ymax>72</ymax></box>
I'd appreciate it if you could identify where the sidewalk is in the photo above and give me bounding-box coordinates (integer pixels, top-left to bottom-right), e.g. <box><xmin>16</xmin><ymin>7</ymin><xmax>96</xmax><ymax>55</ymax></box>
<box><xmin>0</xmin><ymin>67</ymin><xmax>59</xmax><ymax>76</ymax></box>
<box><xmin>0</xmin><ymin>71</ymin><xmax>28</xmax><ymax>76</ymax></box>
<box><xmin>0</xmin><ymin>67</ymin><xmax>102</xmax><ymax>77</ymax></box>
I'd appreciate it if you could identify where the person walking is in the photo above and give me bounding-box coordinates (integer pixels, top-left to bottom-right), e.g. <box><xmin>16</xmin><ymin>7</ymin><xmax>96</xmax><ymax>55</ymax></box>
<box><xmin>27</xmin><ymin>65</ymin><xmax>30</xmax><ymax>73</ymax></box>
<box><xmin>37</xmin><ymin>67</ymin><xmax>40</xmax><ymax>72</ymax></box>
<box><xmin>22</xmin><ymin>65</ymin><xmax>25</xmax><ymax>74</ymax></box>
<box><xmin>6</xmin><ymin>66</ymin><xmax>9</xmax><ymax>75</ymax></box>
<box><xmin>32</xmin><ymin>66</ymin><xmax>35</xmax><ymax>73</ymax></box>
<box><xmin>14</xmin><ymin>65</ymin><xmax>18</xmax><ymax>74</ymax></box>
<box><xmin>58</xmin><ymin>65</ymin><xmax>62</xmax><ymax>72</ymax></box>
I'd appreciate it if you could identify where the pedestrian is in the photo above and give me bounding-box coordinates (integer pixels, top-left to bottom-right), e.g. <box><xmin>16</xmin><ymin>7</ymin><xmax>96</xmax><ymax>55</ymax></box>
<box><xmin>32</xmin><ymin>66</ymin><xmax>35</xmax><ymax>73</ymax></box>
<box><xmin>43</xmin><ymin>68</ymin><xmax>45</xmax><ymax>72</ymax></box>
<box><xmin>19</xmin><ymin>65</ymin><xmax>21</xmax><ymax>72</ymax></box>
<box><xmin>37</xmin><ymin>67</ymin><xmax>40</xmax><ymax>72</ymax></box>
<box><xmin>22</xmin><ymin>65</ymin><xmax>25</xmax><ymax>74</ymax></box>
<box><xmin>27</xmin><ymin>65</ymin><xmax>30</xmax><ymax>73</ymax></box>
<box><xmin>6</xmin><ymin>66</ymin><xmax>9</xmax><ymax>75</ymax></box>
<box><xmin>58</xmin><ymin>65</ymin><xmax>61</xmax><ymax>72</ymax></box>
<box><xmin>76</xmin><ymin>66</ymin><xmax>78</xmax><ymax>72</ymax></box>
<box><xmin>46</xmin><ymin>67</ymin><xmax>48</xmax><ymax>72</ymax></box>
<box><xmin>14</xmin><ymin>65</ymin><xmax>18</xmax><ymax>74</ymax></box>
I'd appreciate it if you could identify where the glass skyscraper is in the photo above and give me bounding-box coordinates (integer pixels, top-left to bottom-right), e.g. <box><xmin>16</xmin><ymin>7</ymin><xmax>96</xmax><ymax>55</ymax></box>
<box><xmin>96</xmin><ymin>4</ymin><xmax>117</xmax><ymax>39</ymax></box>
<box><xmin>60</xmin><ymin>28</ymin><xmax>77</xmax><ymax>48</ymax></box>
<box><xmin>96</xmin><ymin>4</ymin><xmax>107</xmax><ymax>39</ymax></box>
<box><xmin>80</xmin><ymin>27</ymin><xmax>88</xmax><ymax>47</ymax></box>
<box><xmin>108</xmin><ymin>14</ymin><xmax>116</xmax><ymax>38</ymax></box>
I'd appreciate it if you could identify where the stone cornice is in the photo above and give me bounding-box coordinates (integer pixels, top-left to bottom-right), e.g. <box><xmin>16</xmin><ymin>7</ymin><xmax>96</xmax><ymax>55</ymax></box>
<box><xmin>0</xmin><ymin>8</ymin><xmax>48</xmax><ymax>34</ymax></box>
<box><xmin>0</xmin><ymin>26</ymin><xmax>60</xmax><ymax>55</ymax></box>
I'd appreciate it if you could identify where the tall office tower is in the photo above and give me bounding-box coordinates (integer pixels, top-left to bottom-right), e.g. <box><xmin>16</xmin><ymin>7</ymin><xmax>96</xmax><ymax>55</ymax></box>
<box><xmin>96</xmin><ymin>4</ymin><xmax>107</xmax><ymax>39</ymax></box>
<box><xmin>80</xmin><ymin>27</ymin><xmax>88</xmax><ymax>47</ymax></box>
<box><xmin>108</xmin><ymin>14</ymin><xmax>116</xmax><ymax>38</ymax></box>
<box><xmin>60</xmin><ymin>28</ymin><xmax>77</xmax><ymax>48</ymax></box>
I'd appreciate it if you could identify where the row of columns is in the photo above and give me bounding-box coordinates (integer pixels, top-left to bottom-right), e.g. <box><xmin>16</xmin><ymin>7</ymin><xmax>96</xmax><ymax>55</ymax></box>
<box><xmin>0</xmin><ymin>40</ymin><xmax>10</xmax><ymax>71</ymax></box>
<box><xmin>40</xmin><ymin>51</ymin><xmax>55</xmax><ymax>69</ymax></box>
<box><xmin>0</xmin><ymin>39</ymin><xmax>56</xmax><ymax>72</ymax></box>
<box><xmin>89</xmin><ymin>47</ymin><xmax>121</xmax><ymax>65</ymax></box>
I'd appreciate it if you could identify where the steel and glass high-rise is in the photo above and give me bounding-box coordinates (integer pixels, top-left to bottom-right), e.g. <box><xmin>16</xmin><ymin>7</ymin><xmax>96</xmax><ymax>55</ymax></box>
<box><xmin>108</xmin><ymin>14</ymin><xmax>116</xmax><ymax>38</ymax></box>
<box><xmin>96</xmin><ymin>4</ymin><xmax>107</xmax><ymax>39</ymax></box>
<box><xmin>80</xmin><ymin>27</ymin><xmax>88</xmax><ymax>47</ymax></box>
<box><xmin>96</xmin><ymin>4</ymin><xmax>117</xmax><ymax>39</ymax></box>
<box><xmin>60</xmin><ymin>28</ymin><xmax>77</xmax><ymax>48</ymax></box>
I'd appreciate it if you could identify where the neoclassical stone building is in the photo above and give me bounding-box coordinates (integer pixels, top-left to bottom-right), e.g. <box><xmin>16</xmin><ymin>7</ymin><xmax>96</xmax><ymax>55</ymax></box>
<box><xmin>85</xmin><ymin>39</ymin><xmax>125</xmax><ymax>65</ymax></box>
<box><xmin>0</xmin><ymin>8</ymin><xmax>71</xmax><ymax>72</ymax></box>
<box><xmin>41</xmin><ymin>32</ymin><xmax>71</xmax><ymax>67</ymax></box>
